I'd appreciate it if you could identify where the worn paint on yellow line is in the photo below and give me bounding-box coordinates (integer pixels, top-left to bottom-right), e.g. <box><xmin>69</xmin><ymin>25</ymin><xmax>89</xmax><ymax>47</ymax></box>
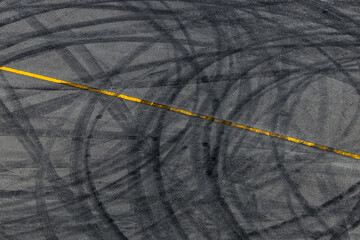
<box><xmin>1</xmin><ymin>66</ymin><xmax>359</xmax><ymax>160</ymax></box>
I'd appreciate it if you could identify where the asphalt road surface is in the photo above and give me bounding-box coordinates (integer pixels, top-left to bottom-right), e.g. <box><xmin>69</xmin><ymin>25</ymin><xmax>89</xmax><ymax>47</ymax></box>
<box><xmin>1</xmin><ymin>1</ymin><xmax>360</xmax><ymax>239</ymax></box>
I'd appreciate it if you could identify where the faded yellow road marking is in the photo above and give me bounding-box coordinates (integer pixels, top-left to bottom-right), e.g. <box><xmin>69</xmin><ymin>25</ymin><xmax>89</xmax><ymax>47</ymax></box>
<box><xmin>1</xmin><ymin>66</ymin><xmax>359</xmax><ymax>160</ymax></box>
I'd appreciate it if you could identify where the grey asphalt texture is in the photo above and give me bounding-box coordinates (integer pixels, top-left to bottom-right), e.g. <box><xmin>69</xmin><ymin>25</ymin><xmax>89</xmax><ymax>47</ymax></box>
<box><xmin>1</xmin><ymin>0</ymin><xmax>360</xmax><ymax>239</ymax></box>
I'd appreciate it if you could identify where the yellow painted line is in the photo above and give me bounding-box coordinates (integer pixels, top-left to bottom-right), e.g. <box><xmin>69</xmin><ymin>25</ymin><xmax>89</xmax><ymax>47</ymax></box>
<box><xmin>1</xmin><ymin>66</ymin><xmax>360</xmax><ymax>160</ymax></box>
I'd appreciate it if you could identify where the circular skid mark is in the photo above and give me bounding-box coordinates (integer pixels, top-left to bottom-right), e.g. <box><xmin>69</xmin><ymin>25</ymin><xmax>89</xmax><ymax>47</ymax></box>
<box><xmin>1</xmin><ymin>1</ymin><xmax>360</xmax><ymax>239</ymax></box>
